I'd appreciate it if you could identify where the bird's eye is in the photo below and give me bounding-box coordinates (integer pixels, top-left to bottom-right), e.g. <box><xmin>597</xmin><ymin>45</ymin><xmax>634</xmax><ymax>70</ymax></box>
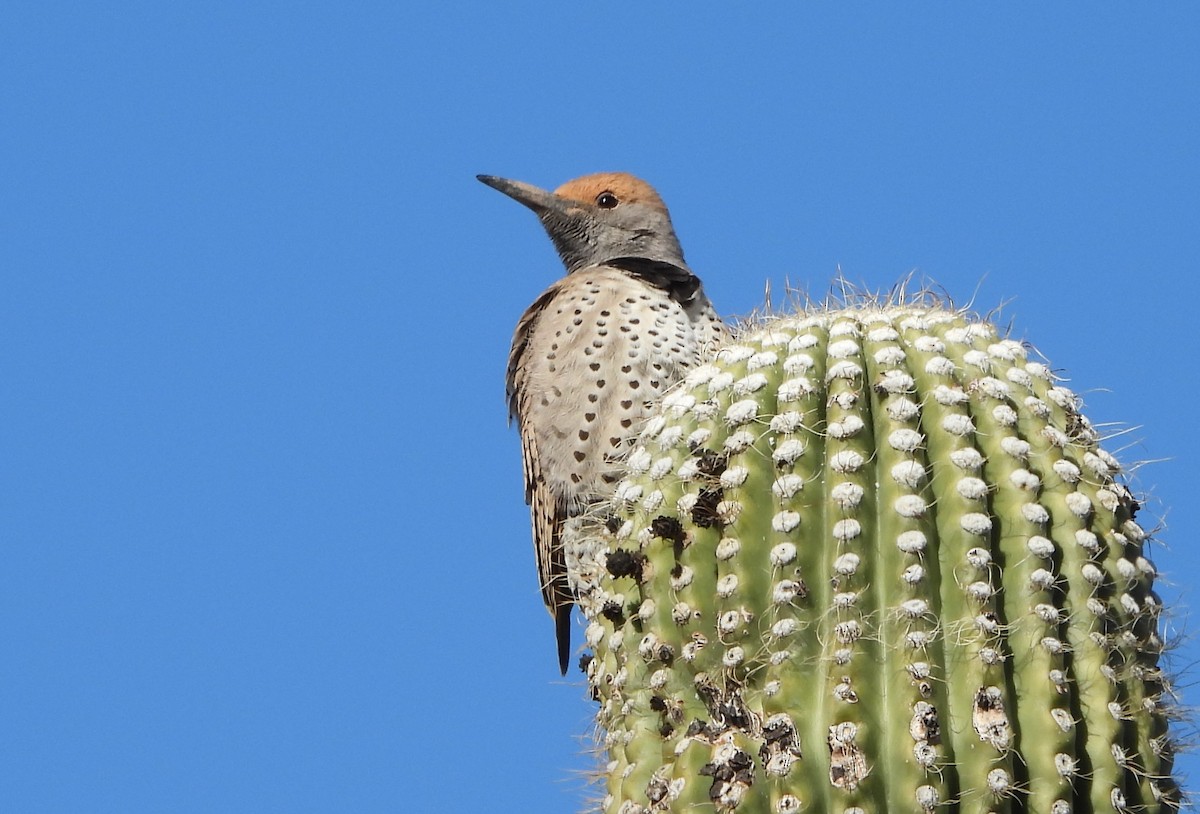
<box><xmin>596</xmin><ymin>192</ymin><xmax>619</xmax><ymax>209</ymax></box>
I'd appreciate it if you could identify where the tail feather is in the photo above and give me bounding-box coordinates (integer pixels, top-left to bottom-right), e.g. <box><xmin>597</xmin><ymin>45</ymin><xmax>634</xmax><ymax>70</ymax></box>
<box><xmin>555</xmin><ymin>604</ymin><xmax>573</xmax><ymax>675</ymax></box>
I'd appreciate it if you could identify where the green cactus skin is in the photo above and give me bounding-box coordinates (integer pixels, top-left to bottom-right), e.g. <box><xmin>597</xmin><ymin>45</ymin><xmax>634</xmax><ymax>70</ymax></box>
<box><xmin>573</xmin><ymin>305</ymin><xmax>1179</xmax><ymax>814</ymax></box>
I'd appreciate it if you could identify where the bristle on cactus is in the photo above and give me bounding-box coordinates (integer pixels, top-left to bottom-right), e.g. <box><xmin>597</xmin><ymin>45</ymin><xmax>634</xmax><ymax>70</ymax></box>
<box><xmin>573</xmin><ymin>304</ymin><xmax>1178</xmax><ymax>814</ymax></box>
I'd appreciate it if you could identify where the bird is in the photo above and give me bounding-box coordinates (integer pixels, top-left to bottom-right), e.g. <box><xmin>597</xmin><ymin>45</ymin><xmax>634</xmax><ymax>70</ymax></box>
<box><xmin>478</xmin><ymin>171</ymin><xmax>729</xmax><ymax>674</ymax></box>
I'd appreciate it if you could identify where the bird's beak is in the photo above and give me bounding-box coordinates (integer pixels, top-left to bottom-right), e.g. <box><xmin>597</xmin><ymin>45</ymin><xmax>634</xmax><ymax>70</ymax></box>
<box><xmin>477</xmin><ymin>175</ymin><xmax>576</xmax><ymax>218</ymax></box>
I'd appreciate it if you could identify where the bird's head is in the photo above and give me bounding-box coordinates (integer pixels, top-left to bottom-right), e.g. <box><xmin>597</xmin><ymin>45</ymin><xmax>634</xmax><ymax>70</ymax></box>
<box><xmin>477</xmin><ymin>172</ymin><xmax>688</xmax><ymax>274</ymax></box>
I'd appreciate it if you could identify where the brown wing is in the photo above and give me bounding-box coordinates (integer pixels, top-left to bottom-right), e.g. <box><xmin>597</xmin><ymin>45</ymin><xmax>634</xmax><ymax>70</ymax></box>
<box><xmin>507</xmin><ymin>285</ymin><xmax>575</xmax><ymax>673</ymax></box>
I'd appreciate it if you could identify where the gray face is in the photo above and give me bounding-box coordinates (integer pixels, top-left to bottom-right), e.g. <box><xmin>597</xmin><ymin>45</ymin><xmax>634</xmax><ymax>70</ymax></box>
<box><xmin>477</xmin><ymin>175</ymin><xmax>688</xmax><ymax>273</ymax></box>
<box><xmin>537</xmin><ymin>198</ymin><xmax>686</xmax><ymax>272</ymax></box>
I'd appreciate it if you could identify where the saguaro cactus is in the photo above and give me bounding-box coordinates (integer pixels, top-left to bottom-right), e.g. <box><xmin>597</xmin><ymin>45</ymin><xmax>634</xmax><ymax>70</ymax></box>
<box><xmin>573</xmin><ymin>303</ymin><xmax>1178</xmax><ymax>814</ymax></box>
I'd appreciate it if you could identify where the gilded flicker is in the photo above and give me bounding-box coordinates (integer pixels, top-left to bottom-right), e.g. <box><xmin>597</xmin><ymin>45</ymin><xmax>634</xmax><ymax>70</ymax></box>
<box><xmin>478</xmin><ymin>172</ymin><xmax>729</xmax><ymax>673</ymax></box>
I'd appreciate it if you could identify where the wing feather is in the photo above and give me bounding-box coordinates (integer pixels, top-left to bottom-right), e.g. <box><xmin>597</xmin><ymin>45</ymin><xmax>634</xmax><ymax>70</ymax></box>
<box><xmin>506</xmin><ymin>283</ymin><xmax>575</xmax><ymax>672</ymax></box>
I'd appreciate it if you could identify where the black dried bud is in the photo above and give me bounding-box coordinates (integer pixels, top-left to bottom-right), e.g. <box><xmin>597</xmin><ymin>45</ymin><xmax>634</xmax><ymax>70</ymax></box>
<box><xmin>605</xmin><ymin>548</ymin><xmax>645</xmax><ymax>581</ymax></box>
<box><xmin>650</xmin><ymin>515</ymin><xmax>685</xmax><ymax>543</ymax></box>
<box><xmin>691</xmin><ymin>487</ymin><xmax>724</xmax><ymax>528</ymax></box>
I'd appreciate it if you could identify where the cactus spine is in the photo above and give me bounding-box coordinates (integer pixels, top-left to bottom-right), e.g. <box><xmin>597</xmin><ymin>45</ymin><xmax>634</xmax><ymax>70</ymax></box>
<box><xmin>573</xmin><ymin>304</ymin><xmax>1178</xmax><ymax>814</ymax></box>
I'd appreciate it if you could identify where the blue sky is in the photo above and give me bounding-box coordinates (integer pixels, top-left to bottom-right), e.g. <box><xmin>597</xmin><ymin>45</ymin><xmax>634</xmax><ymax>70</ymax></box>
<box><xmin>3</xmin><ymin>4</ymin><xmax>1198</xmax><ymax>812</ymax></box>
